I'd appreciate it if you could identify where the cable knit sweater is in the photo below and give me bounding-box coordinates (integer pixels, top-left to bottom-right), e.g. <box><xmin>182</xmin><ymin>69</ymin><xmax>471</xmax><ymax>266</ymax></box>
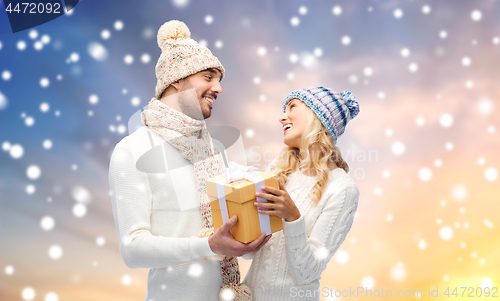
<box><xmin>243</xmin><ymin>159</ymin><xmax>359</xmax><ymax>301</ymax></box>
<box><xmin>109</xmin><ymin>126</ymin><xmax>221</xmax><ymax>301</ymax></box>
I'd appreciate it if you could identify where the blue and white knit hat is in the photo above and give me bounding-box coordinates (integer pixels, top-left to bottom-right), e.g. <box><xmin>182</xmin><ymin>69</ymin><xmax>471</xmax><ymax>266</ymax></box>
<box><xmin>282</xmin><ymin>86</ymin><xmax>360</xmax><ymax>144</ymax></box>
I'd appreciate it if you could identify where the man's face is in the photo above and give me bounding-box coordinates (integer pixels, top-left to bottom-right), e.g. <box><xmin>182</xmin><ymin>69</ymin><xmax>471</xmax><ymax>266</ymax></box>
<box><xmin>177</xmin><ymin>68</ymin><xmax>223</xmax><ymax>120</ymax></box>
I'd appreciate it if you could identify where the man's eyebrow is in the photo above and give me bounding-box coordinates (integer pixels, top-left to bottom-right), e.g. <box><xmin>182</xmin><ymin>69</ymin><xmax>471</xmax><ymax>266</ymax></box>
<box><xmin>204</xmin><ymin>68</ymin><xmax>222</xmax><ymax>80</ymax></box>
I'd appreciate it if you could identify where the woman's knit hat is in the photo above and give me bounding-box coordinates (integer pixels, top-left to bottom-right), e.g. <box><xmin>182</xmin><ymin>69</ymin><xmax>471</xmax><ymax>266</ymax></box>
<box><xmin>282</xmin><ymin>86</ymin><xmax>360</xmax><ymax>144</ymax></box>
<box><xmin>154</xmin><ymin>20</ymin><xmax>225</xmax><ymax>99</ymax></box>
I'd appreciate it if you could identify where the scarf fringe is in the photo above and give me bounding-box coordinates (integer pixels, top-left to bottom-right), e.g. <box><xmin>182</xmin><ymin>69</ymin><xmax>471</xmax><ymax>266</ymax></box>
<box><xmin>219</xmin><ymin>283</ymin><xmax>252</xmax><ymax>301</ymax></box>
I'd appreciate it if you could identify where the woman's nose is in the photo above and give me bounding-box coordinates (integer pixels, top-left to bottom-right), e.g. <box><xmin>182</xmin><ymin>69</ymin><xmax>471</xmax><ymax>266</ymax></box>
<box><xmin>279</xmin><ymin>112</ymin><xmax>287</xmax><ymax>124</ymax></box>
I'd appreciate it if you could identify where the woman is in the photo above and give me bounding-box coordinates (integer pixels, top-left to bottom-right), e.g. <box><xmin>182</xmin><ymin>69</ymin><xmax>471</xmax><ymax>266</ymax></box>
<box><xmin>242</xmin><ymin>86</ymin><xmax>360</xmax><ymax>301</ymax></box>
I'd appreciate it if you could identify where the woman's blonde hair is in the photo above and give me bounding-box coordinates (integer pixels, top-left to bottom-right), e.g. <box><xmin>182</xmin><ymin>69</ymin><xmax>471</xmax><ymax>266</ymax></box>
<box><xmin>270</xmin><ymin>102</ymin><xmax>349</xmax><ymax>205</ymax></box>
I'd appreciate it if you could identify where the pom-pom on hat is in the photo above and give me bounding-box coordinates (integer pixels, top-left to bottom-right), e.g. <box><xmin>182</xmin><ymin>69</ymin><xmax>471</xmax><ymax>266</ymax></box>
<box><xmin>154</xmin><ymin>20</ymin><xmax>225</xmax><ymax>99</ymax></box>
<box><xmin>282</xmin><ymin>86</ymin><xmax>360</xmax><ymax>144</ymax></box>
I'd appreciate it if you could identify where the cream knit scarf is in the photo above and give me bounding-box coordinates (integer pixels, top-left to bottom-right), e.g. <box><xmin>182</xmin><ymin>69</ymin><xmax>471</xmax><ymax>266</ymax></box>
<box><xmin>141</xmin><ymin>98</ymin><xmax>251</xmax><ymax>301</ymax></box>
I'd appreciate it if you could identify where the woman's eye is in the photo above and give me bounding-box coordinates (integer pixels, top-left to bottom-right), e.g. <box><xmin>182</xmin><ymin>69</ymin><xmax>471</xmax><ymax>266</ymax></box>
<box><xmin>206</xmin><ymin>76</ymin><xmax>212</xmax><ymax>80</ymax></box>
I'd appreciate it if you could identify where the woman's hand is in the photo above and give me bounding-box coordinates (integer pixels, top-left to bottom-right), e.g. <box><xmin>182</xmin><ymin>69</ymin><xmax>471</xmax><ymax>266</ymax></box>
<box><xmin>254</xmin><ymin>181</ymin><xmax>301</xmax><ymax>222</ymax></box>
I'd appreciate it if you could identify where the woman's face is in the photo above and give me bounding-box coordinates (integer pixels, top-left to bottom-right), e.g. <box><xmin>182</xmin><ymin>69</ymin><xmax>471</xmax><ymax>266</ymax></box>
<box><xmin>279</xmin><ymin>99</ymin><xmax>308</xmax><ymax>149</ymax></box>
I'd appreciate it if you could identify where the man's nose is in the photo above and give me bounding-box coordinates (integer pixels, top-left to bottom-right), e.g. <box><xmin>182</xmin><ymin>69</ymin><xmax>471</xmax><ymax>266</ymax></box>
<box><xmin>212</xmin><ymin>80</ymin><xmax>222</xmax><ymax>95</ymax></box>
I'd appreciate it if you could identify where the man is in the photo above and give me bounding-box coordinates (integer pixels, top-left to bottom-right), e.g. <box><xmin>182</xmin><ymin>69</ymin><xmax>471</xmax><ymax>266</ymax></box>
<box><xmin>109</xmin><ymin>20</ymin><xmax>269</xmax><ymax>301</ymax></box>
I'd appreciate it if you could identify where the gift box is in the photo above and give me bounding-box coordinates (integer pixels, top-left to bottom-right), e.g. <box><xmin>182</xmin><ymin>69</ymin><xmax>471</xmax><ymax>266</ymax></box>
<box><xmin>206</xmin><ymin>172</ymin><xmax>283</xmax><ymax>243</ymax></box>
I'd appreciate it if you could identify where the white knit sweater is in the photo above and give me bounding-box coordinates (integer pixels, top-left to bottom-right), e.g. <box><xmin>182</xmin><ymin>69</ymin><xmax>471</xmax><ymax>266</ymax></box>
<box><xmin>109</xmin><ymin>126</ymin><xmax>221</xmax><ymax>301</ymax></box>
<box><xmin>243</xmin><ymin>159</ymin><xmax>360</xmax><ymax>301</ymax></box>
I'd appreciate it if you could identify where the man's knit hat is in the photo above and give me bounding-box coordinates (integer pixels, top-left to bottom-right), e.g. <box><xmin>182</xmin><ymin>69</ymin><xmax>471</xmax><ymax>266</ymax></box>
<box><xmin>282</xmin><ymin>86</ymin><xmax>360</xmax><ymax>144</ymax></box>
<box><xmin>154</xmin><ymin>20</ymin><xmax>225</xmax><ymax>99</ymax></box>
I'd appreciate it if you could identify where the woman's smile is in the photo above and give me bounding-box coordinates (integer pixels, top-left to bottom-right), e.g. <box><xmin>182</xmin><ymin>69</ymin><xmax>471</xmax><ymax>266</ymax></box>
<box><xmin>283</xmin><ymin>123</ymin><xmax>293</xmax><ymax>134</ymax></box>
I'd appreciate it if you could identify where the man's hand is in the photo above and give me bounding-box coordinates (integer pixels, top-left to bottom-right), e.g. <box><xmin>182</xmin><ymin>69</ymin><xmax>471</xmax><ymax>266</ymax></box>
<box><xmin>208</xmin><ymin>215</ymin><xmax>271</xmax><ymax>257</ymax></box>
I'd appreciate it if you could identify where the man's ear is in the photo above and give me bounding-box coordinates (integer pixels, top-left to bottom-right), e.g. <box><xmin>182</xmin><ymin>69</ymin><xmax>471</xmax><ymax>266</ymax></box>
<box><xmin>170</xmin><ymin>79</ymin><xmax>182</xmax><ymax>91</ymax></box>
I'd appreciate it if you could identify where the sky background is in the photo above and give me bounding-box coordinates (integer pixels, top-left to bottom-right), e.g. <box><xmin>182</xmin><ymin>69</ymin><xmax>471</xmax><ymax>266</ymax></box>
<box><xmin>1</xmin><ymin>0</ymin><xmax>500</xmax><ymax>300</ymax></box>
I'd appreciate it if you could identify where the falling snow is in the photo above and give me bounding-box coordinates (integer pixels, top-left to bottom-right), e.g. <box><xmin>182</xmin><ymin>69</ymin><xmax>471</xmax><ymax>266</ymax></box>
<box><xmin>408</xmin><ymin>63</ymin><xmax>418</xmax><ymax>72</ymax></box>
<box><xmin>48</xmin><ymin>245</ymin><xmax>63</xmax><ymax>260</ymax></box>
<box><xmin>101</xmin><ymin>29</ymin><xmax>111</xmax><ymax>40</ymax></box>
<box><xmin>5</xmin><ymin>265</ymin><xmax>14</xmax><ymax>275</ymax></box>
<box><xmin>96</xmin><ymin>236</ymin><xmax>106</xmax><ymax>246</ymax></box>
<box><xmin>187</xmin><ymin>263</ymin><xmax>203</xmax><ymax>277</ymax></box>
<box><xmin>315</xmin><ymin>246</ymin><xmax>329</xmax><ymax>260</ymax></box>
<box><xmin>71</xmin><ymin>186</ymin><xmax>92</xmax><ymax>203</ymax></box>
<box><xmin>471</xmin><ymin>10</ymin><xmax>482</xmax><ymax>21</ymax></box>
<box><xmin>418</xmin><ymin>167</ymin><xmax>432</xmax><ymax>181</ymax></box>
<box><xmin>43</xmin><ymin>139</ymin><xmax>53</xmax><ymax>149</ymax></box>
<box><xmin>0</xmin><ymin>91</ymin><xmax>7</xmax><ymax>110</ymax></box>
<box><xmin>290</xmin><ymin>17</ymin><xmax>300</xmax><ymax>27</ymax></box>
<box><xmin>121</xmin><ymin>274</ymin><xmax>132</xmax><ymax>286</ymax></box>
<box><xmin>484</xmin><ymin>167</ymin><xmax>498</xmax><ymax>181</ymax></box>
<box><xmin>335</xmin><ymin>250</ymin><xmax>349</xmax><ymax>264</ymax></box>
<box><xmin>114</xmin><ymin>20</ymin><xmax>124</xmax><ymax>31</ymax></box>
<box><xmin>477</xmin><ymin>99</ymin><xmax>494</xmax><ymax>114</ymax></box>
<box><xmin>2</xmin><ymin>70</ymin><xmax>12</xmax><ymax>81</ymax></box>
<box><xmin>22</xmin><ymin>287</ymin><xmax>36</xmax><ymax>300</ymax></box>
<box><xmin>89</xmin><ymin>94</ymin><xmax>99</xmax><ymax>105</ymax></box>
<box><xmin>400</xmin><ymin>48</ymin><xmax>410</xmax><ymax>57</ymax></box>
<box><xmin>390</xmin><ymin>262</ymin><xmax>406</xmax><ymax>281</ymax></box>
<box><xmin>452</xmin><ymin>185</ymin><xmax>468</xmax><ymax>201</ymax></box>
<box><xmin>0</xmin><ymin>3</ymin><xmax>498</xmax><ymax>299</ymax></box>
<box><xmin>341</xmin><ymin>36</ymin><xmax>351</xmax><ymax>46</ymax></box>
<box><xmin>45</xmin><ymin>292</ymin><xmax>59</xmax><ymax>301</ymax></box>
<box><xmin>440</xmin><ymin>226</ymin><xmax>453</xmax><ymax>240</ymax></box>
<box><xmin>332</xmin><ymin>6</ymin><xmax>342</xmax><ymax>16</ymax></box>
<box><xmin>362</xmin><ymin>276</ymin><xmax>375</xmax><ymax>289</ymax></box>
<box><xmin>26</xmin><ymin>165</ymin><xmax>41</xmax><ymax>180</ymax></box>
<box><xmin>439</xmin><ymin>114</ymin><xmax>453</xmax><ymax>128</ymax></box>
<box><xmin>10</xmin><ymin>144</ymin><xmax>24</xmax><ymax>159</ymax></box>
<box><xmin>73</xmin><ymin>203</ymin><xmax>87</xmax><ymax>218</ymax></box>
<box><xmin>391</xmin><ymin>141</ymin><xmax>405</xmax><ymax>155</ymax></box>
<box><xmin>17</xmin><ymin>40</ymin><xmax>27</xmax><ymax>51</ymax></box>
<box><xmin>257</xmin><ymin>47</ymin><xmax>267</xmax><ymax>56</ymax></box>
<box><xmin>41</xmin><ymin>216</ymin><xmax>55</xmax><ymax>231</ymax></box>
<box><xmin>88</xmin><ymin>42</ymin><xmax>108</xmax><ymax>61</ymax></box>
<box><xmin>393</xmin><ymin>9</ymin><xmax>403</xmax><ymax>19</ymax></box>
<box><xmin>124</xmin><ymin>55</ymin><xmax>134</xmax><ymax>64</ymax></box>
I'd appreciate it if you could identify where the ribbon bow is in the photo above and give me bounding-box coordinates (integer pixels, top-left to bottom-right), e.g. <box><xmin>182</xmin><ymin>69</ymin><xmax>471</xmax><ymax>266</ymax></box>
<box><xmin>224</xmin><ymin>161</ymin><xmax>260</xmax><ymax>183</ymax></box>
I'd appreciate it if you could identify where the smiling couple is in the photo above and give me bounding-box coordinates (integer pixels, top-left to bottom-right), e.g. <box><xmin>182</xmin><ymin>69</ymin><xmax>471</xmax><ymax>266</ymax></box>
<box><xmin>109</xmin><ymin>20</ymin><xmax>360</xmax><ymax>301</ymax></box>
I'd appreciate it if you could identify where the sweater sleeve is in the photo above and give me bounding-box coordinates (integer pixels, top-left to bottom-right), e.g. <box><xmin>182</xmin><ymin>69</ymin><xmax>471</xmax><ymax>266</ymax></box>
<box><xmin>282</xmin><ymin>182</ymin><xmax>359</xmax><ymax>285</ymax></box>
<box><xmin>109</xmin><ymin>139</ymin><xmax>216</xmax><ymax>269</ymax></box>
